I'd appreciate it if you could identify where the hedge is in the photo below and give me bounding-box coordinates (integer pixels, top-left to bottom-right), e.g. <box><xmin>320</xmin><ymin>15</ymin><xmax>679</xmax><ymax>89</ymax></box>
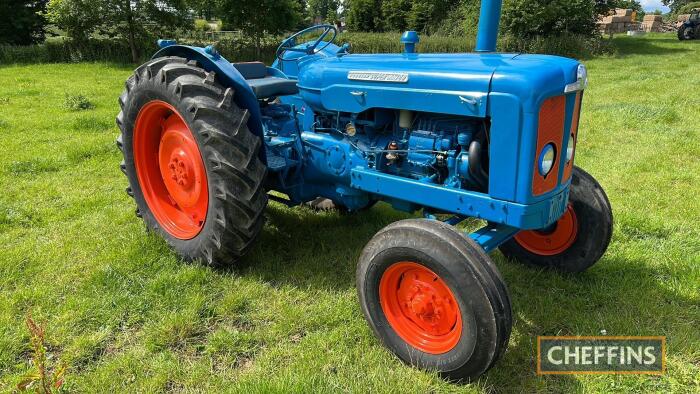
<box><xmin>0</xmin><ymin>32</ymin><xmax>614</xmax><ymax>66</ymax></box>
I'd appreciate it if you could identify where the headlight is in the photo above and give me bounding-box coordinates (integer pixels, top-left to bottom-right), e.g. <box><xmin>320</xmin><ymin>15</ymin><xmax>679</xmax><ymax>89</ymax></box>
<box><xmin>566</xmin><ymin>134</ymin><xmax>575</xmax><ymax>162</ymax></box>
<box><xmin>539</xmin><ymin>143</ymin><xmax>556</xmax><ymax>176</ymax></box>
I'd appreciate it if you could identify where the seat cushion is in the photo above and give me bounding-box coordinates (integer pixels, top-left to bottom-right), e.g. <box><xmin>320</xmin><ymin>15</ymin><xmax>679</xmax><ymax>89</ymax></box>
<box><xmin>234</xmin><ymin>61</ymin><xmax>298</xmax><ymax>98</ymax></box>
<box><xmin>247</xmin><ymin>77</ymin><xmax>299</xmax><ymax>98</ymax></box>
<box><xmin>233</xmin><ymin>62</ymin><xmax>267</xmax><ymax>79</ymax></box>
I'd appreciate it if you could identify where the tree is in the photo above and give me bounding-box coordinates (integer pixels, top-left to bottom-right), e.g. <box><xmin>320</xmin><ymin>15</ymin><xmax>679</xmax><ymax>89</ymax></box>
<box><xmin>346</xmin><ymin>0</ymin><xmax>384</xmax><ymax>31</ymax></box>
<box><xmin>678</xmin><ymin>1</ymin><xmax>700</xmax><ymax>13</ymax></box>
<box><xmin>187</xmin><ymin>0</ymin><xmax>218</xmax><ymax>20</ymax></box>
<box><xmin>501</xmin><ymin>0</ymin><xmax>597</xmax><ymax>38</ymax></box>
<box><xmin>44</xmin><ymin>0</ymin><xmax>101</xmax><ymax>41</ymax></box>
<box><xmin>0</xmin><ymin>0</ymin><xmax>48</xmax><ymax>45</ymax></box>
<box><xmin>378</xmin><ymin>0</ymin><xmax>452</xmax><ymax>33</ymax></box>
<box><xmin>434</xmin><ymin>0</ymin><xmax>481</xmax><ymax>37</ymax></box>
<box><xmin>662</xmin><ymin>0</ymin><xmax>692</xmax><ymax>13</ymax></box>
<box><xmin>218</xmin><ymin>0</ymin><xmax>302</xmax><ymax>56</ymax></box>
<box><xmin>45</xmin><ymin>0</ymin><xmax>191</xmax><ymax>62</ymax></box>
<box><xmin>406</xmin><ymin>0</ymin><xmax>451</xmax><ymax>33</ymax></box>
<box><xmin>296</xmin><ymin>0</ymin><xmax>312</xmax><ymax>27</ymax></box>
<box><xmin>381</xmin><ymin>0</ymin><xmax>411</xmax><ymax>31</ymax></box>
<box><xmin>307</xmin><ymin>0</ymin><xmax>340</xmax><ymax>22</ymax></box>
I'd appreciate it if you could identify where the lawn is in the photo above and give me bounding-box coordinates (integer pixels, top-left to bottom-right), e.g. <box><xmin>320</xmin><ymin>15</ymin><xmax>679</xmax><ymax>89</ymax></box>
<box><xmin>0</xmin><ymin>33</ymin><xmax>698</xmax><ymax>393</ymax></box>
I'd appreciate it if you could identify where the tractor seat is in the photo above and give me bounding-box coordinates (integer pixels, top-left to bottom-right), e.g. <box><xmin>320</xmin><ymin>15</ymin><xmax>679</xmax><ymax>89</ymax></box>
<box><xmin>233</xmin><ymin>62</ymin><xmax>298</xmax><ymax>99</ymax></box>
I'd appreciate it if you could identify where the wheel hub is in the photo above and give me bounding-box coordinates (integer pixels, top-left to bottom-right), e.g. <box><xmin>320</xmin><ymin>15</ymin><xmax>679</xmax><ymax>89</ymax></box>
<box><xmin>168</xmin><ymin>155</ymin><xmax>192</xmax><ymax>188</ymax></box>
<box><xmin>514</xmin><ymin>203</ymin><xmax>578</xmax><ymax>255</ymax></box>
<box><xmin>403</xmin><ymin>283</ymin><xmax>451</xmax><ymax>335</ymax></box>
<box><xmin>380</xmin><ymin>262</ymin><xmax>461</xmax><ymax>354</ymax></box>
<box><xmin>158</xmin><ymin>124</ymin><xmax>205</xmax><ymax>210</ymax></box>
<box><xmin>133</xmin><ymin>100</ymin><xmax>208</xmax><ymax>239</ymax></box>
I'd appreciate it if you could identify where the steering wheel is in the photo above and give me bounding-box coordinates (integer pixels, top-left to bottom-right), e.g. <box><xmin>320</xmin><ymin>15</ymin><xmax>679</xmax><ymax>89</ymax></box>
<box><xmin>276</xmin><ymin>24</ymin><xmax>338</xmax><ymax>61</ymax></box>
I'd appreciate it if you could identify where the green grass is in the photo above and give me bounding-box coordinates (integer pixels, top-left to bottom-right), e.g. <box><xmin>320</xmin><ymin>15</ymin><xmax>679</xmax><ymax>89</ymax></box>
<box><xmin>0</xmin><ymin>33</ymin><xmax>698</xmax><ymax>393</ymax></box>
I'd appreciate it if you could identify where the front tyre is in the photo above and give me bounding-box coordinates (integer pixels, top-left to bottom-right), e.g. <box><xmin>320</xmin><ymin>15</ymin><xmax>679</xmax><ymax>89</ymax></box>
<box><xmin>357</xmin><ymin>219</ymin><xmax>512</xmax><ymax>381</ymax></box>
<box><xmin>499</xmin><ymin>166</ymin><xmax>613</xmax><ymax>273</ymax></box>
<box><xmin>116</xmin><ymin>56</ymin><xmax>267</xmax><ymax>266</ymax></box>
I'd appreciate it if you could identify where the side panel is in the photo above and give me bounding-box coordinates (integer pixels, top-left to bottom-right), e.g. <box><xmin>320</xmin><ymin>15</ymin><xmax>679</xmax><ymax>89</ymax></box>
<box><xmin>309</xmin><ymin>84</ymin><xmax>487</xmax><ymax>117</ymax></box>
<box><xmin>486</xmin><ymin>92</ymin><xmax>523</xmax><ymax>202</ymax></box>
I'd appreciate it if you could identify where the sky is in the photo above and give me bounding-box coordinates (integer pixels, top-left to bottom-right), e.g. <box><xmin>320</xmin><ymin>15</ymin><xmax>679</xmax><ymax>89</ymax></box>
<box><xmin>638</xmin><ymin>0</ymin><xmax>671</xmax><ymax>13</ymax></box>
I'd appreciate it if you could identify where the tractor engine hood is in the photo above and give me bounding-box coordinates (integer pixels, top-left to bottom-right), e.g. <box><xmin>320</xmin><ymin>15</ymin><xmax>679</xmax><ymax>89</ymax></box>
<box><xmin>296</xmin><ymin>53</ymin><xmax>581</xmax><ymax>117</ymax></box>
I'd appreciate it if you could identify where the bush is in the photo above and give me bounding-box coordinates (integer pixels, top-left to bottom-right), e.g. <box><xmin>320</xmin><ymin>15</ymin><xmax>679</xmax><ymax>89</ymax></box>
<box><xmin>63</xmin><ymin>94</ymin><xmax>94</xmax><ymax>111</ymax></box>
<box><xmin>0</xmin><ymin>30</ymin><xmax>613</xmax><ymax>66</ymax></box>
<box><xmin>178</xmin><ymin>35</ymin><xmax>281</xmax><ymax>64</ymax></box>
<box><xmin>0</xmin><ymin>37</ymin><xmax>157</xmax><ymax>64</ymax></box>
<box><xmin>336</xmin><ymin>32</ymin><xmax>612</xmax><ymax>59</ymax></box>
<box><xmin>501</xmin><ymin>0</ymin><xmax>596</xmax><ymax>38</ymax></box>
<box><xmin>194</xmin><ymin>19</ymin><xmax>212</xmax><ymax>32</ymax></box>
<box><xmin>500</xmin><ymin>33</ymin><xmax>615</xmax><ymax>58</ymax></box>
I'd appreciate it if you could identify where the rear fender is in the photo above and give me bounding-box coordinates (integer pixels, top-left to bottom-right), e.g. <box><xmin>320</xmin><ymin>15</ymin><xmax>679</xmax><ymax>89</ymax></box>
<box><xmin>152</xmin><ymin>44</ymin><xmax>266</xmax><ymax>162</ymax></box>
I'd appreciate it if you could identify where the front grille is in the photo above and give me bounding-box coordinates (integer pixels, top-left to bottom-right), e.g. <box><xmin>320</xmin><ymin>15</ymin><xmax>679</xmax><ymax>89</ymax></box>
<box><xmin>532</xmin><ymin>95</ymin><xmax>566</xmax><ymax>196</ymax></box>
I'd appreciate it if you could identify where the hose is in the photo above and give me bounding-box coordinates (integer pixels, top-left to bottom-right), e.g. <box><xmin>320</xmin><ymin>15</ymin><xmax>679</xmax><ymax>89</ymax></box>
<box><xmin>468</xmin><ymin>137</ymin><xmax>489</xmax><ymax>191</ymax></box>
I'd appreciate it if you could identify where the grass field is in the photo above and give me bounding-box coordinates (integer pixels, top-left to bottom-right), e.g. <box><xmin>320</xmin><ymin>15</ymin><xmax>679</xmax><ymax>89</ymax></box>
<box><xmin>0</xmin><ymin>33</ymin><xmax>698</xmax><ymax>393</ymax></box>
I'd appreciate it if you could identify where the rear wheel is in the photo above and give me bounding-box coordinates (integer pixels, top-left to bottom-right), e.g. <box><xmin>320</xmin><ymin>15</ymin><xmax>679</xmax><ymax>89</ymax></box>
<box><xmin>357</xmin><ymin>219</ymin><xmax>512</xmax><ymax>381</ymax></box>
<box><xmin>499</xmin><ymin>166</ymin><xmax>613</xmax><ymax>273</ymax></box>
<box><xmin>116</xmin><ymin>56</ymin><xmax>267</xmax><ymax>266</ymax></box>
<box><xmin>678</xmin><ymin>25</ymin><xmax>694</xmax><ymax>40</ymax></box>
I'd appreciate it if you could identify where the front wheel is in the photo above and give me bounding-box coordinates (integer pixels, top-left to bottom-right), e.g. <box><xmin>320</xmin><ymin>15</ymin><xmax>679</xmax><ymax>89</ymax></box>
<box><xmin>499</xmin><ymin>166</ymin><xmax>613</xmax><ymax>273</ymax></box>
<box><xmin>357</xmin><ymin>219</ymin><xmax>512</xmax><ymax>381</ymax></box>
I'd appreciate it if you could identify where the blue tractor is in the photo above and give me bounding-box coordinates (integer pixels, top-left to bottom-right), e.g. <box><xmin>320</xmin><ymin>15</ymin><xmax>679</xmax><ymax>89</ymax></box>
<box><xmin>116</xmin><ymin>0</ymin><xmax>613</xmax><ymax>380</ymax></box>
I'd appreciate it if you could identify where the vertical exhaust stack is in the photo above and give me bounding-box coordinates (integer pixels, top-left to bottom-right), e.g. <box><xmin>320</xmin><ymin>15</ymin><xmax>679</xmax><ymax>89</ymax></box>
<box><xmin>475</xmin><ymin>0</ymin><xmax>503</xmax><ymax>52</ymax></box>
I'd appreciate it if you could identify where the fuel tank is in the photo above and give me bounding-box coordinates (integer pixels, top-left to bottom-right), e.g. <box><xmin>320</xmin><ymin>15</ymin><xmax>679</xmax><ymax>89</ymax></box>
<box><xmin>295</xmin><ymin>52</ymin><xmax>580</xmax><ymax>117</ymax></box>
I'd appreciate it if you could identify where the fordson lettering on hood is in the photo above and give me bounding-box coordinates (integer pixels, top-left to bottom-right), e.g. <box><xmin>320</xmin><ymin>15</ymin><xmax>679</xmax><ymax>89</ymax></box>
<box><xmin>347</xmin><ymin>71</ymin><xmax>409</xmax><ymax>83</ymax></box>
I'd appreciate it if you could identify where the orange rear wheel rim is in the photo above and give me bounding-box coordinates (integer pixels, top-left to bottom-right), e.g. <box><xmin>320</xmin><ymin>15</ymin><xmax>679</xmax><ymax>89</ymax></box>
<box><xmin>379</xmin><ymin>262</ymin><xmax>462</xmax><ymax>354</ymax></box>
<box><xmin>133</xmin><ymin>100</ymin><xmax>208</xmax><ymax>239</ymax></box>
<box><xmin>515</xmin><ymin>203</ymin><xmax>578</xmax><ymax>255</ymax></box>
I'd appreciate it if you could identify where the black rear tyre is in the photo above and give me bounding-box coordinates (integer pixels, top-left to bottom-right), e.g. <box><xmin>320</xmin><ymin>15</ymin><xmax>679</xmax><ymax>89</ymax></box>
<box><xmin>678</xmin><ymin>25</ymin><xmax>694</xmax><ymax>40</ymax></box>
<box><xmin>116</xmin><ymin>56</ymin><xmax>267</xmax><ymax>266</ymax></box>
<box><xmin>357</xmin><ymin>219</ymin><xmax>512</xmax><ymax>381</ymax></box>
<box><xmin>499</xmin><ymin>166</ymin><xmax>613</xmax><ymax>273</ymax></box>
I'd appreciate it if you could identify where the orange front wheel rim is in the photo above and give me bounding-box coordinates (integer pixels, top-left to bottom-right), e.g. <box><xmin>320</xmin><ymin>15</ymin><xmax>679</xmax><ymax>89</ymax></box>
<box><xmin>133</xmin><ymin>100</ymin><xmax>208</xmax><ymax>239</ymax></box>
<box><xmin>379</xmin><ymin>262</ymin><xmax>462</xmax><ymax>354</ymax></box>
<box><xmin>514</xmin><ymin>203</ymin><xmax>578</xmax><ymax>255</ymax></box>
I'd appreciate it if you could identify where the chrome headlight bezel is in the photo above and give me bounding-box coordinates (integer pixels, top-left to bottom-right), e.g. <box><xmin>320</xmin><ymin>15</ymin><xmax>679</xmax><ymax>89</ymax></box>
<box><xmin>566</xmin><ymin>134</ymin><xmax>575</xmax><ymax>163</ymax></box>
<box><xmin>577</xmin><ymin>64</ymin><xmax>588</xmax><ymax>88</ymax></box>
<box><xmin>564</xmin><ymin>64</ymin><xmax>588</xmax><ymax>93</ymax></box>
<box><xmin>539</xmin><ymin>143</ymin><xmax>556</xmax><ymax>176</ymax></box>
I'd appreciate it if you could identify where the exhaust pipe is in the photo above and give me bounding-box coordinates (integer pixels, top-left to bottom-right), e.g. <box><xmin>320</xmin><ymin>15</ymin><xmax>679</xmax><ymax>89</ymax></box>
<box><xmin>475</xmin><ymin>0</ymin><xmax>503</xmax><ymax>52</ymax></box>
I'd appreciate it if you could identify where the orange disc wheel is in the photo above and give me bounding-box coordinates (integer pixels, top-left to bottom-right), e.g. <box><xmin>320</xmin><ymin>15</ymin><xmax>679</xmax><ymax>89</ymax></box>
<box><xmin>379</xmin><ymin>262</ymin><xmax>462</xmax><ymax>354</ymax></box>
<box><xmin>514</xmin><ymin>204</ymin><xmax>578</xmax><ymax>256</ymax></box>
<box><xmin>133</xmin><ymin>100</ymin><xmax>208</xmax><ymax>239</ymax></box>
